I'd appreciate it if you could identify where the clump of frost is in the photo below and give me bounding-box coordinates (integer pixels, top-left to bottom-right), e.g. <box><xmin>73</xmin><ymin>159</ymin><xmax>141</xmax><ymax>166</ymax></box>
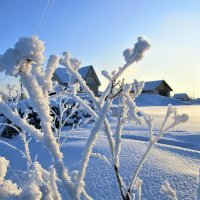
<box><xmin>161</xmin><ymin>181</ymin><xmax>178</xmax><ymax>200</ymax></box>
<box><xmin>101</xmin><ymin>70</ymin><xmax>112</xmax><ymax>81</ymax></box>
<box><xmin>131</xmin><ymin>79</ymin><xmax>144</xmax><ymax>98</ymax></box>
<box><xmin>19</xmin><ymin>162</ymin><xmax>51</xmax><ymax>200</ymax></box>
<box><xmin>43</xmin><ymin>55</ymin><xmax>59</xmax><ymax>96</ymax></box>
<box><xmin>123</xmin><ymin>37</ymin><xmax>150</xmax><ymax>63</ymax></box>
<box><xmin>59</xmin><ymin>51</ymin><xmax>81</xmax><ymax>86</ymax></box>
<box><xmin>0</xmin><ymin>157</ymin><xmax>22</xmax><ymax>199</ymax></box>
<box><xmin>0</xmin><ymin>157</ymin><xmax>9</xmax><ymax>185</ymax></box>
<box><xmin>0</xmin><ymin>36</ymin><xmax>45</xmax><ymax>76</ymax></box>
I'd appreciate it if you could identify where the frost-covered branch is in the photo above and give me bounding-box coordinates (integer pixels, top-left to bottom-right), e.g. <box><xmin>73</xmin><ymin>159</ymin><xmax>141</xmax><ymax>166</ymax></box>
<box><xmin>114</xmin><ymin>95</ymin><xmax>126</xmax><ymax>168</ymax></box>
<box><xmin>0</xmin><ymin>102</ymin><xmax>43</xmax><ymax>142</ymax></box>
<box><xmin>0</xmin><ymin>36</ymin><xmax>75</xmax><ymax>198</ymax></box>
<box><xmin>59</xmin><ymin>52</ymin><xmax>98</xmax><ymax>106</ymax></box>
<box><xmin>75</xmin><ymin>98</ymin><xmax>112</xmax><ymax>198</ymax></box>
<box><xmin>21</xmin><ymin>131</ymin><xmax>32</xmax><ymax>170</ymax></box>
<box><xmin>1</xmin><ymin>35</ymin><xmax>180</xmax><ymax>200</ymax></box>
<box><xmin>91</xmin><ymin>153</ymin><xmax>111</xmax><ymax>166</ymax></box>
<box><xmin>126</xmin><ymin>105</ymin><xmax>189</xmax><ymax>196</ymax></box>
<box><xmin>114</xmin><ymin>37</ymin><xmax>150</xmax><ymax>80</ymax></box>
<box><xmin>49</xmin><ymin>166</ymin><xmax>62</xmax><ymax>200</ymax></box>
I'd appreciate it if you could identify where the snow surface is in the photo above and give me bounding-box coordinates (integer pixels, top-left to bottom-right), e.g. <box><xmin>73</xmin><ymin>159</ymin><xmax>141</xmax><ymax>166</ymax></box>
<box><xmin>135</xmin><ymin>94</ymin><xmax>188</xmax><ymax>107</ymax></box>
<box><xmin>112</xmin><ymin>94</ymin><xmax>188</xmax><ymax>108</ymax></box>
<box><xmin>0</xmin><ymin>105</ymin><xmax>200</xmax><ymax>199</ymax></box>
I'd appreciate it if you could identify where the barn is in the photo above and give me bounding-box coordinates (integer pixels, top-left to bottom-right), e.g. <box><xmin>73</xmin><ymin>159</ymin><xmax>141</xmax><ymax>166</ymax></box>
<box><xmin>173</xmin><ymin>93</ymin><xmax>190</xmax><ymax>101</ymax></box>
<box><xmin>53</xmin><ymin>65</ymin><xmax>101</xmax><ymax>96</ymax></box>
<box><xmin>141</xmin><ymin>80</ymin><xmax>173</xmax><ymax>97</ymax></box>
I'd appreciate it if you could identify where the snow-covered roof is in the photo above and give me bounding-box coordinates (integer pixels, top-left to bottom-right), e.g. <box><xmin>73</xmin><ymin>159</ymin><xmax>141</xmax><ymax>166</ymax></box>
<box><xmin>173</xmin><ymin>93</ymin><xmax>189</xmax><ymax>99</ymax></box>
<box><xmin>54</xmin><ymin>68</ymin><xmax>70</xmax><ymax>84</ymax></box>
<box><xmin>54</xmin><ymin>65</ymin><xmax>92</xmax><ymax>84</ymax></box>
<box><xmin>143</xmin><ymin>80</ymin><xmax>164</xmax><ymax>91</ymax></box>
<box><xmin>78</xmin><ymin>66</ymin><xmax>91</xmax><ymax>79</ymax></box>
<box><xmin>142</xmin><ymin>80</ymin><xmax>172</xmax><ymax>91</ymax></box>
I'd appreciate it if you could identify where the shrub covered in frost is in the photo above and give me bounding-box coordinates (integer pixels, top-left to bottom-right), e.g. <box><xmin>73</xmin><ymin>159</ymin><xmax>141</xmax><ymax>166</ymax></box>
<box><xmin>0</xmin><ymin>36</ymin><xmax>191</xmax><ymax>200</ymax></box>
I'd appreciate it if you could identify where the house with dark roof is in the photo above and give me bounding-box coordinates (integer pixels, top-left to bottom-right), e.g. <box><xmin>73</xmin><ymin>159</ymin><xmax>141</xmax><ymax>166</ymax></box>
<box><xmin>173</xmin><ymin>93</ymin><xmax>190</xmax><ymax>101</ymax></box>
<box><xmin>52</xmin><ymin>65</ymin><xmax>101</xmax><ymax>96</ymax></box>
<box><xmin>131</xmin><ymin>80</ymin><xmax>173</xmax><ymax>97</ymax></box>
<box><xmin>142</xmin><ymin>80</ymin><xmax>173</xmax><ymax>97</ymax></box>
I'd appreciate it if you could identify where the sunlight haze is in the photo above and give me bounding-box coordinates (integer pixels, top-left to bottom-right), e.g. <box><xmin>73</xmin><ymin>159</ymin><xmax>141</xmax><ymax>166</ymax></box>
<box><xmin>0</xmin><ymin>0</ymin><xmax>200</xmax><ymax>97</ymax></box>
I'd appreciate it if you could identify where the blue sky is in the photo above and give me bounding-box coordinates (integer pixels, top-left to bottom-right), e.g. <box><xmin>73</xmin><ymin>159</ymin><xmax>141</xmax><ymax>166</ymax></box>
<box><xmin>0</xmin><ymin>0</ymin><xmax>200</xmax><ymax>98</ymax></box>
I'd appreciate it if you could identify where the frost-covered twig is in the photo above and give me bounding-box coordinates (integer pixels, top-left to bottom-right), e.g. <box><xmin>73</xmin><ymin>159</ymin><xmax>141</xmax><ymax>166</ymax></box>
<box><xmin>0</xmin><ymin>36</ymin><xmax>75</xmax><ymax>197</ymax></box>
<box><xmin>0</xmin><ymin>102</ymin><xmax>43</xmax><ymax>142</ymax></box>
<box><xmin>0</xmin><ymin>35</ymin><xmax>153</xmax><ymax>199</ymax></box>
<box><xmin>21</xmin><ymin>130</ymin><xmax>32</xmax><ymax>170</ymax></box>
<box><xmin>0</xmin><ymin>140</ymin><xmax>29</xmax><ymax>163</ymax></box>
<box><xmin>114</xmin><ymin>37</ymin><xmax>150</xmax><ymax>81</ymax></box>
<box><xmin>59</xmin><ymin>52</ymin><xmax>116</xmax><ymax>161</ymax></box>
<box><xmin>126</xmin><ymin>105</ymin><xmax>189</xmax><ymax>196</ymax></box>
<box><xmin>91</xmin><ymin>153</ymin><xmax>111</xmax><ymax>166</ymax></box>
<box><xmin>114</xmin><ymin>95</ymin><xmax>126</xmax><ymax>168</ymax></box>
<box><xmin>49</xmin><ymin>166</ymin><xmax>62</xmax><ymax>200</ymax></box>
<box><xmin>59</xmin><ymin>52</ymin><xmax>98</xmax><ymax>106</ymax></box>
<box><xmin>98</xmin><ymin>83</ymin><xmax>112</xmax><ymax>107</ymax></box>
<box><xmin>60</xmin><ymin>117</ymin><xmax>92</xmax><ymax>148</ymax></box>
<box><xmin>82</xmin><ymin>188</ymin><xmax>93</xmax><ymax>200</ymax></box>
<box><xmin>161</xmin><ymin>181</ymin><xmax>178</xmax><ymax>200</ymax></box>
<box><xmin>69</xmin><ymin>93</ymin><xmax>98</xmax><ymax>119</ymax></box>
<box><xmin>0</xmin><ymin>122</ymin><xmax>32</xmax><ymax>171</ymax></box>
<box><xmin>75</xmin><ymin>98</ymin><xmax>112</xmax><ymax>198</ymax></box>
<box><xmin>62</xmin><ymin>102</ymin><xmax>78</xmax><ymax>127</ymax></box>
<box><xmin>134</xmin><ymin>178</ymin><xmax>142</xmax><ymax>200</ymax></box>
<box><xmin>125</xmin><ymin>92</ymin><xmax>143</xmax><ymax>125</ymax></box>
<box><xmin>43</xmin><ymin>55</ymin><xmax>59</xmax><ymax>98</ymax></box>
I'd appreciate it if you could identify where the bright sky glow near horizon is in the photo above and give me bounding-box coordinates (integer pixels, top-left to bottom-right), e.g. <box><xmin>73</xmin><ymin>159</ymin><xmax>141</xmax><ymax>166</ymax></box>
<box><xmin>0</xmin><ymin>0</ymin><xmax>200</xmax><ymax>98</ymax></box>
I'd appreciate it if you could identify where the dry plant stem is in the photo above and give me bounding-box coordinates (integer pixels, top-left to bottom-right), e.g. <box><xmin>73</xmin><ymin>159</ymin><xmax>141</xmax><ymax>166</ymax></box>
<box><xmin>114</xmin><ymin>165</ymin><xmax>131</xmax><ymax>200</ymax></box>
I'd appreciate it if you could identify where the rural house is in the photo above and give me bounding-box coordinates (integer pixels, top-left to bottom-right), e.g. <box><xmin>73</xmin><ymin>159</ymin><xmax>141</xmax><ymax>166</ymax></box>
<box><xmin>131</xmin><ymin>80</ymin><xmax>173</xmax><ymax>97</ymax></box>
<box><xmin>173</xmin><ymin>93</ymin><xmax>190</xmax><ymax>101</ymax></box>
<box><xmin>53</xmin><ymin>65</ymin><xmax>101</xmax><ymax>96</ymax></box>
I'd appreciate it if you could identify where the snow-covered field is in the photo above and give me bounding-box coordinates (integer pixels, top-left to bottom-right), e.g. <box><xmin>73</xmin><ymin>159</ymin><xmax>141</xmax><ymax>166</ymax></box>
<box><xmin>0</xmin><ymin>105</ymin><xmax>200</xmax><ymax>199</ymax></box>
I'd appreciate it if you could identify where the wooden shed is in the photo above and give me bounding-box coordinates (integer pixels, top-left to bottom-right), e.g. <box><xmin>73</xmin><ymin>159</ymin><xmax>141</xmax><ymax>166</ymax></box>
<box><xmin>53</xmin><ymin>65</ymin><xmax>101</xmax><ymax>96</ymax></box>
<box><xmin>140</xmin><ymin>80</ymin><xmax>173</xmax><ymax>97</ymax></box>
<box><xmin>173</xmin><ymin>93</ymin><xmax>190</xmax><ymax>101</ymax></box>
